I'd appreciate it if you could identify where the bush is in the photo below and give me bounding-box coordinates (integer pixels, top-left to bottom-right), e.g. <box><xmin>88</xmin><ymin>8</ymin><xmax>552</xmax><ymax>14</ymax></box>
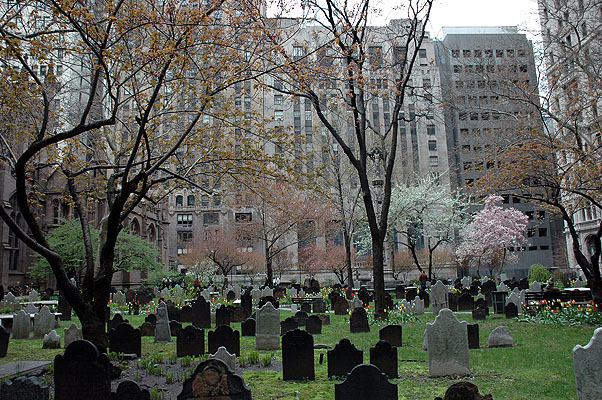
<box><xmin>528</xmin><ymin>264</ymin><xmax>551</xmax><ymax>283</ymax></box>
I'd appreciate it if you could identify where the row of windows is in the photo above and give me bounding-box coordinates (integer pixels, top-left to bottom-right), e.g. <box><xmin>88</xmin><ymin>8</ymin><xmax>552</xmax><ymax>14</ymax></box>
<box><xmin>509</xmin><ymin>245</ymin><xmax>550</xmax><ymax>252</ymax></box>
<box><xmin>176</xmin><ymin>212</ymin><xmax>220</xmax><ymax>227</ymax></box>
<box><xmin>175</xmin><ymin>195</ymin><xmax>221</xmax><ymax>207</ymax></box>
<box><xmin>453</xmin><ymin>64</ymin><xmax>528</xmax><ymax>74</ymax></box>
<box><xmin>451</xmin><ymin>48</ymin><xmax>527</xmax><ymax>59</ymax></box>
<box><xmin>458</xmin><ymin>111</ymin><xmax>504</xmax><ymax>121</ymax></box>
<box><xmin>454</xmin><ymin>79</ymin><xmax>529</xmax><ymax>90</ymax></box>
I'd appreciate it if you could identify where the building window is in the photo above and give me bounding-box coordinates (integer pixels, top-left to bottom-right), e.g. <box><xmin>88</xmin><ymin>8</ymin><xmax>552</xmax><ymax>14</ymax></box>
<box><xmin>428</xmin><ymin>140</ymin><xmax>437</xmax><ymax>151</ymax></box>
<box><xmin>484</xmin><ymin>49</ymin><xmax>493</xmax><ymax>58</ymax></box>
<box><xmin>427</xmin><ymin>124</ymin><xmax>436</xmax><ymax>135</ymax></box>
<box><xmin>451</xmin><ymin>49</ymin><xmax>459</xmax><ymax>58</ymax></box>
<box><xmin>293</xmin><ymin>46</ymin><xmax>305</xmax><ymax>58</ymax></box>
<box><xmin>463</xmin><ymin>49</ymin><xmax>471</xmax><ymax>58</ymax></box>
<box><xmin>496</xmin><ymin>49</ymin><xmax>504</xmax><ymax>57</ymax></box>
<box><xmin>187</xmin><ymin>195</ymin><xmax>195</xmax><ymax>206</ymax></box>
<box><xmin>275</xmin><ymin>110</ymin><xmax>283</xmax><ymax>121</ymax></box>
<box><xmin>235</xmin><ymin>212</ymin><xmax>252</xmax><ymax>222</ymax></box>
<box><xmin>177</xmin><ymin>231</ymin><xmax>193</xmax><ymax>243</ymax></box>
<box><xmin>529</xmin><ymin>246</ymin><xmax>538</xmax><ymax>251</ymax></box>
<box><xmin>429</xmin><ymin>156</ymin><xmax>439</xmax><ymax>167</ymax></box>
<box><xmin>201</xmin><ymin>195</ymin><xmax>209</xmax><ymax>207</ymax></box>
<box><xmin>419</xmin><ymin>48</ymin><xmax>427</xmax><ymax>58</ymax></box>
<box><xmin>305</xmin><ymin>110</ymin><xmax>312</xmax><ymax>121</ymax></box>
<box><xmin>539</xmin><ymin>228</ymin><xmax>548</xmax><ymax>237</ymax></box>
<box><xmin>203</xmin><ymin>212</ymin><xmax>219</xmax><ymax>225</ymax></box>
<box><xmin>474</xmin><ymin>49</ymin><xmax>482</xmax><ymax>57</ymax></box>
<box><xmin>177</xmin><ymin>214</ymin><xmax>193</xmax><ymax>227</ymax></box>
<box><xmin>540</xmin><ymin>245</ymin><xmax>549</xmax><ymax>250</ymax></box>
<box><xmin>274</xmin><ymin>95</ymin><xmax>283</xmax><ymax>105</ymax></box>
<box><xmin>175</xmin><ymin>195</ymin><xmax>183</xmax><ymax>207</ymax></box>
<box><xmin>537</xmin><ymin>210</ymin><xmax>546</xmax><ymax>219</ymax></box>
<box><xmin>453</xmin><ymin>65</ymin><xmax>462</xmax><ymax>73</ymax></box>
<box><xmin>507</xmin><ymin>49</ymin><xmax>515</xmax><ymax>57</ymax></box>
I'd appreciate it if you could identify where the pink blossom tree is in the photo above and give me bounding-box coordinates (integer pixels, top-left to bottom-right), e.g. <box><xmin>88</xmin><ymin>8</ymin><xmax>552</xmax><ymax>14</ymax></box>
<box><xmin>299</xmin><ymin>241</ymin><xmax>350</xmax><ymax>285</ymax></box>
<box><xmin>456</xmin><ymin>195</ymin><xmax>529</xmax><ymax>277</ymax></box>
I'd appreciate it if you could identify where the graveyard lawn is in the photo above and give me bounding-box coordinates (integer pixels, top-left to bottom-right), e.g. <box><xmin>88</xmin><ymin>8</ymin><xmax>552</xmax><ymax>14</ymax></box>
<box><xmin>0</xmin><ymin>311</ymin><xmax>598</xmax><ymax>399</ymax></box>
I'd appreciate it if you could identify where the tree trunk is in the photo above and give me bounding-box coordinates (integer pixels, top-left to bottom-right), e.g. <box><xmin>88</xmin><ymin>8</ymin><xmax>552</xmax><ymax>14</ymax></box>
<box><xmin>265</xmin><ymin>249</ymin><xmax>274</xmax><ymax>287</ymax></box>
<box><xmin>590</xmin><ymin>278</ymin><xmax>602</xmax><ymax>309</ymax></box>
<box><xmin>344</xmin><ymin>230</ymin><xmax>354</xmax><ymax>289</ymax></box>
<box><xmin>80</xmin><ymin>309</ymin><xmax>108</xmax><ymax>353</ymax></box>
<box><xmin>372</xmin><ymin>237</ymin><xmax>386</xmax><ymax>319</ymax></box>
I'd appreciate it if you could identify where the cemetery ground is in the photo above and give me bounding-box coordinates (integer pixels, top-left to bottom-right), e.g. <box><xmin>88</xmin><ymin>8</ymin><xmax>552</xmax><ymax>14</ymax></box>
<box><xmin>0</xmin><ymin>307</ymin><xmax>597</xmax><ymax>399</ymax></box>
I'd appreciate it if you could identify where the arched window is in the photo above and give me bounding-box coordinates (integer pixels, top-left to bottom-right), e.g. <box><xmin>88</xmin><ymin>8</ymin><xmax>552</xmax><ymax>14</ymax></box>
<box><xmin>187</xmin><ymin>195</ymin><xmax>195</xmax><ymax>206</ymax></box>
<box><xmin>175</xmin><ymin>195</ymin><xmax>183</xmax><ymax>207</ymax></box>
<box><xmin>147</xmin><ymin>224</ymin><xmax>156</xmax><ymax>244</ymax></box>
<box><xmin>130</xmin><ymin>219</ymin><xmax>140</xmax><ymax>236</ymax></box>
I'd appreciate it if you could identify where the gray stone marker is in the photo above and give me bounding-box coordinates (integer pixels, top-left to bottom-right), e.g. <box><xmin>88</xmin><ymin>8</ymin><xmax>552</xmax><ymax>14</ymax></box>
<box><xmin>42</xmin><ymin>330</ymin><xmax>60</xmax><ymax>349</ymax></box>
<box><xmin>209</xmin><ymin>346</ymin><xmax>237</xmax><ymax>372</ymax></box>
<box><xmin>488</xmin><ymin>326</ymin><xmax>514</xmax><ymax>347</ymax></box>
<box><xmin>413</xmin><ymin>296</ymin><xmax>424</xmax><ymax>315</ymax></box>
<box><xmin>350</xmin><ymin>296</ymin><xmax>362</xmax><ymax>310</ymax></box>
<box><xmin>431</xmin><ymin>281</ymin><xmax>448</xmax><ymax>314</ymax></box>
<box><xmin>426</xmin><ymin>308</ymin><xmax>470</xmax><ymax>377</ymax></box>
<box><xmin>529</xmin><ymin>281</ymin><xmax>542</xmax><ymax>292</ymax></box>
<box><xmin>251</xmin><ymin>289</ymin><xmax>261</xmax><ymax>303</ymax></box>
<box><xmin>573</xmin><ymin>327</ymin><xmax>602</xmax><ymax>400</ymax></box>
<box><xmin>33</xmin><ymin>306</ymin><xmax>55</xmax><ymax>338</ymax></box>
<box><xmin>154</xmin><ymin>301</ymin><xmax>171</xmax><ymax>343</ymax></box>
<box><xmin>23</xmin><ymin>304</ymin><xmax>39</xmax><ymax>315</ymax></box>
<box><xmin>29</xmin><ymin>289</ymin><xmax>40</xmax><ymax>302</ymax></box>
<box><xmin>461</xmin><ymin>276</ymin><xmax>472</xmax><ymax>288</ymax></box>
<box><xmin>64</xmin><ymin>323</ymin><xmax>82</xmax><ymax>348</ymax></box>
<box><xmin>0</xmin><ymin>376</ymin><xmax>49</xmax><ymax>400</ymax></box>
<box><xmin>13</xmin><ymin>310</ymin><xmax>30</xmax><ymax>339</ymax></box>
<box><xmin>113</xmin><ymin>291</ymin><xmax>126</xmax><ymax>306</ymax></box>
<box><xmin>255</xmin><ymin>302</ymin><xmax>280</xmax><ymax>350</ymax></box>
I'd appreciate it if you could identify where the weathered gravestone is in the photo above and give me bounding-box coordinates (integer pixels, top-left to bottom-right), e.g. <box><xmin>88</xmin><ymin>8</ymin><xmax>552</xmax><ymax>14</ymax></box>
<box><xmin>419</xmin><ymin>291</ymin><xmax>430</xmax><ymax>308</ymax></box>
<box><xmin>282</xmin><ymin>329</ymin><xmax>314</xmax><ymax>381</ymax></box>
<box><xmin>300</xmin><ymin>303</ymin><xmax>312</xmax><ymax>314</ymax></box>
<box><xmin>294</xmin><ymin>311</ymin><xmax>309</xmax><ymax>327</ymax></box>
<box><xmin>29</xmin><ymin>289</ymin><xmax>40</xmax><ymax>302</ymax></box>
<box><xmin>305</xmin><ymin>315</ymin><xmax>322</xmax><ymax>335</ymax></box>
<box><xmin>216</xmin><ymin>305</ymin><xmax>231</xmax><ymax>327</ymax></box>
<box><xmin>370</xmin><ymin>340</ymin><xmax>397</xmax><ymax>378</ymax></box>
<box><xmin>281</xmin><ymin>317</ymin><xmax>298</xmax><ymax>336</ymax></box>
<box><xmin>426</xmin><ymin>309</ymin><xmax>470</xmax><ymax>377</ymax></box>
<box><xmin>241</xmin><ymin>292</ymin><xmax>252</xmax><ymax>318</ymax></box>
<box><xmin>177</xmin><ymin>325</ymin><xmax>204</xmax><ymax>358</ymax></box>
<box><xmin>191</xmin><ymin>297</ymin><xmax>211</xmax><ymax>329</ymax></box>
<box><xmin>475</xmin><ymin>298</ymin><xmax>489</xmax><ymax>314</ymax></box>
<box><xmin>251</xmin><ymin>289</ymin><xmax>261</xmax><ymax>303</ymax></box>
<box><xmin>395</xmin><ymin>285</ymin><xmax>405</xmax><ymax>299</ymax></box>
<box><xmin>112</xmin><ymin>380</ymin><xmax>150</xmax><ymax>400</ymax></box>
<box><xmin>333</xmin><ymin>297</ymin><xmax>349</xmax><ymax>315</ymax></box>
<box><xmin>0</xmin><ymin>376</ymin><xmax>49</xmax><ymax>400</ymax></box>
<box><xmin>458</xmin><ymin>293</ymin><xmax>474</xmax><ymax>311</ymax></box>
<box><xmin>24</xmin><ymin>303</ymin><xmax>38</xmax><ymax>315</ymax></box>
<box><xmin>431</xmin><ymin>281</ymin><xmax>449</xmax><ymax>314</ymax></box>
<box><xmin>529</xmin><ymin>281</ymin><xmax>542</xmax><ymax>292</ymax></box>
<box><xmin>350</xmin><ymin>307</ymin><xmax>370</xmax><ymax>333</ymax></box>
<box><xmin>327</xmin><ymin>338</ymin><xmax>363</xmax><ymax>378</ymax></box>
<box><xmin>413</xmin><ymin>296</ymin><xmax>425</xmax><ymax>315</ymax></box>
<box><xmin>139</xmin><ymin>322</ymin><xmax>154</xmax><ymax>337</ymax></box>
<box><xmin>317</xmin><ymin>314</ymin><xmax>331</xmax><ymax>326</ymax></box>
<box><xmin>472</xmin><ymin>304</ymin><xmax>488</xmax><ymax>320</ymax></box>
<box><xmin>488</xmin><ymin>326</ymin><xmax>514</xmax><ymax>347</ymax></box>
<box><xmin>506</xmin><ymin>292</ymin><xmax>522</xmax><ymax>313</ymax></box>
<box><xmin>64</xmin><ymin>323</ymin><xmax>82</xmax><ymax>348</ymax></box>
<box><xmin>573</xmin><ymin>327</ymin><xmax>602</xmax><ymax>400</ymax></box>
<box><xmin>350</xmin><ymin>296</ymin><xmax>362</xmax><ymax>310</ymax></box>
<box><xmin>334</xmin><ymin>364</ymin><xmax>398</xmax><ymax>400</ymax></box>
<box><xmin>180</xmin><ymin>305</ymin><xmax>193</xmax><ymax>323</ymax></box>
<box><xmin>170</xmin><ymin>320</ymin><xmax>183</xmax><ymax>336</ymax></box>
<box><xmin>504</xmin><ymin>303</ymin><xmax>518</xmax><ymax>319</ymax></box>
<box><xmin>447</xmin><ymin>293</ymin><xmax>458</xmax><ymax>312</ymax></box>
<box><xmin>166</xmin><ymin>303</ymin><xmax>181</xmax><ymax>322</ymax></box>
<box><xmin>33</xmin><ymin>306</ymin><xmax>55</xmax><ymax>338</ymax></box>
<box><xmin>357</xmin><ymin>290</ymin><xmax>371</xmax><ymax>307</ymax></box>
<box><xmin>112</xmin><ymin>291</ymin><xmax>126</xmax><ymax>306</ymax></box>
<box><xmin>12</xmin><ymin>310</ymin><xmax>30</xmax><ymax>339</ymax></box>
<box><xmin>0</xmin><ymin>325</ymin><xmax>8</xmax><ymax>357</ymax></box>
<box><xmin>461</xmin><ymin>276</ymin><xmax>472</xmax><ymax>288</ymax></box>
<box><xmin>312</xmin><ymin>299</ymin><xmax>326</xmax><ymax>313</ymax></box>
<box><xmin>379</xmin><ymin>325</ymin><xmax>402</xmax><ymax>347</ymax></box>
<box><xmin>43</xmin><ymin>330</ymin><xmax>60</xmax><ymax>349</ymax></box>
<box><xmin>107</xmin><ymin>313</ymin><xmax>128</xmax><ymax>332</ymax></box>
<box><xmin>177</xmin><ymin>358</ymin><xmax>251</xmax><ymax>400</ymax></box>
<box><xmin>241</xmin><ymin>318</ymin><xmax>256</xmax><ymax>337</ymax></box>
<box><xmin>258</xmin><ymin>296</ymin><xmax>279</xmax><ymax>309</ymax></box>
<box><xmin>154</xmin><ymin>301</ymin><xmax>171</xmax><ymax>343</ymax></box>
<box><xmin>109</xmin><ymin>323</ymin><xmax>141</xmax><ymax>357</ymax></box>
<box><xmin>208</xmin><ymin>324</ymin><xmax>240</xmax><ymax>356</ymax></box>
<box><xmin>54</xmin><ymin>340</ymin><xmax>111</xmax><ymax>400</ymax></box>
<box><xmin>210</xmin><ymin>346</ymin><xmax>237</xmax><ymax>372</ymax></box>
<box><xmin>289</xmin><ymin>287</ymin><xmax>298</xmax><ymax>298</ymax></box>
<box><xmin>255</xmin><ymin>302</ymin><xmax>280</xmax><ymax>350</ymax></box>
<box><xmin>226</xmin><ymin>290</ymin><xmax>236</xmax><ymax>302</ymax></box>
<box><xmin>435</xmin><ymin>381</ymin><xmax>493</xmax><ymax>400</ymax></box>
<box><xmin>467</xmin><ymin>324</ymin><xmax>479</xmax><ymax>349</ymax></box>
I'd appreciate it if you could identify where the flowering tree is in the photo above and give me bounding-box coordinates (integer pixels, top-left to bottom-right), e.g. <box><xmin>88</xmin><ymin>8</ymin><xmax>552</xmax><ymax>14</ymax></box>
<box><xmin>299</xmin><ymin>241</ymin><xmax>350</xmax><ymax>285</ymax></box>
<box><xmin>456</xmin><ymin>195</ymin><xmax>528</xmax><ymax>277</ymax></box>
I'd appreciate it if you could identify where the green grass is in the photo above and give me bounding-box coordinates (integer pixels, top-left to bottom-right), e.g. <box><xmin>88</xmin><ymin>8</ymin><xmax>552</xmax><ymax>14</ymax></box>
<box><xmin>2</xmin><ymin>309</ymin><xmax>597</xmax><ymax>399</ymax></box>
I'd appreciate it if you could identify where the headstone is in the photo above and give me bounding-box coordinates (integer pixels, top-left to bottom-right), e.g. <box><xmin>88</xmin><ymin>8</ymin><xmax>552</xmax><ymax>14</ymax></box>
<box><xmin>166</xmin><ymin>303</ymin><xmax>181</xmax><ymax>322</ymax></box>
<box><xmin>426</xmin><ymin>309</ymin><xmax>470</xmax><ymax>377</ymax></box>
<box><xmin>29</xmin><ymin>289</ymin><xmax>40</xmax><ymax>302</ymax></box>
<box><xmin>467</xmin><ymin>324</ymin><xmax>479</xmax><ymax>349</ymax></box>
<box><xmin>282</xmin><ymin>329</ymin><xmax>314</xmax><ymax>381</ymax></box>
<box><xmin>180</xmin><ymin>305</ymin><xmax>193</xmax><ymax>323</ymax></box>
<box><xmin>0</xmin><ymin>376</ymin><xmax>49</xmax><ymax>400</ymax></box>
<box><xmin>334</xmin><ymin>364</ymin><xmax>398</xmax><ymax>400</ymax></box>
<box><xmin>529</xmin><ymin>281</ymin><xmax>542</xmax><ymax>292</ymax></box>
<box><xmin>299</xmin><ymin>289</ymin><xmax>305</xmax><ymax>297</ymax></box>
<box><xmin>113</xmin><ymin>291</ymin><xmax>126</xmax><ymax>306</ymax></box>
<box><xmin>108</xmin><ymin>313</ymin><xmax>128</xmax><ymax>332</ymax></box>
<box><xmin>289</xmin><ymin>287</ymin><xmax>298</xmax><ymax>297</ymax></box>
<box><xmin>201</xmin><ymin>289</ymin><xmax>211</xmax><ymax>302</ymax></box>
<box><xmin>370</xmin><ymin>340</ymin><xmax>397</xmax><ymax>378</ymax></box>
<box><xmin>43</xmin><ymin>330</ymin><xmax>60</xmax><ymax>349</ymax></box>
<box><xmin>177</xmin><ymin>358</ymin><xmax>251</xmax><ymax>400</ymax></box>
<box><xmin>461</xmin><ymin>276</ymin><xmax>472</xmax><ymax>288</ymax></box>
<box><xmin>290</xmin><ymin>304</ymin><xmax>298</xmax><ymax>313</ymax></box>
<box><xmin>191</xmin><ymin>296</ymin><xmax>211</xmax><ymax>329</ymax></box>
<box><xmin>438</xmin><ymin>381</ymin><xmax>492</xmax><ymax>400</ymax></box>
<box><xmin>113</xmin><ymin>380</ymin><xmax>150</xmax><ymax>400</ymax></box>
<box><xmin>497</xmin><ymin>282</ymin><xmax>508</xmax><ymax>293</ymax></box>
<box><xmin>379</xmin><ymin>325</ymin><xmax>402</xmax><ymax>347</ymax></box>
<box><xmin>24</xmin><ymin>303</ymin><xmax>39</xmax><ymax>315</ymax></box>
<box><xmin>488</xmin><ymin>326</ymin><xmax>514</xmax><ymax>347</ymax></box>
<box><xmin>573</xmin><ymin>327</ymin><xmax>602</xmax><ymax>400</ymax></box>
<box><xmin>400</xmin><ymin>299</ymin><xmax>411</xmax><ymax>312</ymax></box>
<box><xmin>54</xmin><ymin>340</ymin><xmax>111</xmax><ymax>400</ymax></box>
<box><xmin>413</xmin><ymin>296</ymin><xmax>424</xmax><ymax>315</ymax></box>
<box><xmin>447</xmin><ymin>293</ymin><xmax>458</xmax><ymax>311</ymax></box>
<box><xmin>312</xmin><ymin>299</ymin><xmax>326</xmax><ymax>313</ymax></box>
<box><xmin>458</xmin><ymin>293</ymin><xmax>474</xmax><ymax>311</ymax></box>
<box><xmin>64</xmin><ymin>323</ymin><xmax>82</xmax><ymax>348</ymax></box>
<box><xmin>317</xmin><ymin>314</ymin><xmax>331</xmax><ymax>326</ymax></box>
<box><xmin>208</xmin><ymin>324</ymin><xmax>240</xmax><ymax>356</ymax></box>
<box><xmin>506</xmin><ymin>292</ymin><xmax>522</xmax><ymax>313</ymax></box>
<box><xmin>154</xmin><ymin>301</ymin><xmax>171</xmax><ymax>343</ymax></box>
<box><xmin>2</xmin><ymin>293</ymin><xmax>17</xmax><ymax>311</ymax></box>
<box><xmin>256</xmin><ymin>302</ymin><xmax>280</xmax><ymax>350</ymax></box>
<box><xmin>258</xmin><ymin>296</ymin><xmax>279</xmax><ymax>309</ymax></box>
<box><xmin>12</xmin><ymin>310</ymin><xmax>30</xmax><ymax>339</ymax></box>
<box><xmin>170</xmin><ymin>320</ymin><xmax>182</xmax><ymax>336</ymax></box>
<box><xmin>472</xmin><ymin>304</ymin><xmax>487</xmax><ymax>320</ymax></box>
<box><xmin>241</xmin><ymin>292</ymin><xmax>252</xmax><ymax>318</ymax></box>
<box><xmin>333</xmin><ymin>297</ymin><xmax>349</xmax><ymax>315</ymax></box>
<box><xmin>216</xmin><ymin>305</ymin><xmax>231</xmax><ymax>327</ymax></box>
<box><xmin>350</xmin><ymin>296</ymin><xmax>362</xmax><ymax>310</ymax></box>
<box><xmin>209</xmin><ymin>346</ymin><xmax>237</xmax><ymax>372</ymax></box>
<box><xmin>241</xmin><ymin>318</ymin><xmax>256</xmax><ymax>337</ymax></box>
<box><xmin>481</xmin><ymin>280</ymin><xmax>496</xmax><ymax>295</ymax></box>
<box><xmin>476</xmin><ymin>293</ymin><xmax>485</xmax><ymax>301</ymax></box>
<box><xmin>504</xmin><ymin>302</ymin><xmax>518</xmax><ymax>319</ymax></box>
<box><xmin>176</xmin><ymin>325</ymin><xmax>204</xmax><ymax>358</ymax></box>
<box><xmin>109</xmin><ymin>323</ymin><xmax>141</xmax><ymax>357</ymax></box>
<box><xmin>145</xmin><ymin>313</ymin><xmax>157</xmax><ymax>327</ymax></box>
<box><xmin>251</xmin><ymin>289</ymin><xmax>261</xmax><ymax>303</ymax></box>
<box><xmin>0</xmin><ymin>326</ymin><xmax>8</xmax><ymax>357</ymax></box>
<box><xmin>305</xmin><ymin>315</ymin><xmax>322</xmax><ymax>335</ymax></box>
<box><xmin>395</xmin><ymin>285</ymin><xmax>405</xmax><ymax>299</ymax></box>
<box><xmin>262</xmin><ymin>287</ymin><xmax>273</xmax><ymax>298</ymax></box>
<box><xmin>33</xmin><ymin>306</ymin><xmax>55</xmax><ymax>338</ymax></box>
<box><xmin>280</xmin><ymin>317</ymin><xmax>298</xmax><ymax>336</ymax></box>
<box><xmin>327</xmin><ymin>338</ymin><xmax>363</xmax><ymax>378</ymax></box>
<box><xmin>226</xmin><ymin>290</ymin><xmax>236</xmax><ymax>302</ymax></box>
<box><xmin>56</xmin><ymin>295</ymin><xmax>72</xmax><ymax>321</ymax></box>
<box><xmin>294</xmin><ymin>311</ymin><xmax>309</xmax><ymax>326</ymax></box>
<box><xmin>500</xmin><ymin>273</ymin><xmax>508</xmax><ymax>281</ymax></box>
<box><xmin>300</xmin><ymin>303</ymin><xmax>312</xmax><ymax>313</ymax></box>
<box><xmin>431</xmin><ymin>281</ymin><xmax>448</xmax><ymax>314</ymax></box>
<box><xmin>350</xmin><ymin>307</ymin><xmax>370</xmax><ymax>333</ymax></box>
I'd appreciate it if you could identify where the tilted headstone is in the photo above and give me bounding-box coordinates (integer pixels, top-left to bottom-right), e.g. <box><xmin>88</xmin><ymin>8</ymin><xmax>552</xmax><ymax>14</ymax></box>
<box><xmin>191</xmin><ymin>296</ymin><xmax>211</xmax><ymax>329</ymax></box>
<box><xmin>33</xmin><ymin>306</ymin><xmax>55</xmax><ymax>338</ymax></box>
<box><xmin>467</xmin><ymin>324</ymin><xmax>479</xmax><ymax>349</ymax></box>
<box><xmin>241</xmin><ymin>318</ymin><xmax>256</xmax><ymax>337</ymax></box>
<box><xmin>216</xmin><ymin>305</ymin><xmax>231</xmax><ymax>327</ymax></box>
<box><xmin>0</xmin><ymin>325</ymin><xmax>8</xmax><ymax>357</ymax></box>
<box><xmin>349</xmin><ymin>307</ymin><xmax>370</xmax><ymax>333</ymax></box>
<box><xmin>281</xmin><ymin>317</ymin><xmax>298</xmax><ymax>336</ymax></box>
<box><xmin>113</xmin><ymin>380</ymin><xmax>150</xmax><ymax>400</ymax></box>
<box><xmin>209</xmin><ymin>346</ymin><xmax>237</xmax><ymax>372</ymax></box>
<box><xmin>370</xmin><ymin>340</ymin><xmax>397</xmax><ymax>378</ymax></box>
<box><xmin>305</xmin><ymin>315</ymin><xmax>322</xmax><ymax>335</ymax></box>
<box><xmin>255</xmin><ymin>302</ymin><xmax>280</xmax><ymax>350</ymax></box>
<box><xmin>573</xmin><ymin>327</ymin><xmax>602</xmax><ymax>400</ymax></box>
<box><xmin>431</xmin><ymin>281</ymin><xmax>448</xmax><ymax>314</ymax></box>
<box><xmin>282</xmin><ymin>329</ymin><xmax>314</xmax><ymax>381</ymax></box>
<box><xmin>294</xmin><ymin>311</ymin><xmax>309</xmax><ymax>327</ymax></box>
<box><xmin>426</xmin><ymin>308</ymin><xmax>470</xmax><ymax>377</ymax></box>
<box><xmin>109</xmin><ymin>323</ymin><xmax>141</xmax><ymax>357</ymax></box>
<box><xmin>327</xmin><ymin>338</ymin><xmax>363</xmax><ymax>378</ymax></box>
<box><xmin>0</xmin><ymin>376</ymin><xmax>49</xmax><ymax>400</ymax></box>
<box><xmin>64</xmin><ymin>323</ymin><xmax>82</xmax><ymax>348</ymax></box>
<box><xmin>12</xmin><ymin>310</ymin><xmax>30</xmax><ymax>339</ymax></box>
<box><xmin>176</xmin><ymin>325</ymin><xmax>204</xmax><ymax>358</ymax></box>
<box><xmin>154</xmin><ymin>301</ymin><xmax>171</xmax><ymax>343</ymax></box>
<box><xmin>413</xmin><ymin>296</ymin><xmax>424</xmax><ymax>315</ymax></box>
<box><xmin>488</xmin><ymin>326</ymin><xmax>514</xmax><ymax>347</ymax></box>
<box><xmin>379</xmin><ymin>325</ymin><xmax>402</xmax><ymax>347</ymax></box>
<box><xmin>54</xmin><ymin>340</ymin><xmax>111</xmax><ymax>400</ymax></box>
<box><xmin>176</xmin><ymin>358</ymin><xmax>251</xmax><ymax>400</ymax></box>
<box><xmin>24</xmin><ymin>303</ymin><xmax>39</xmax><ymax>315</ymax></box>
<box><xmin>334</xmin><ymin>364</ymin><xmax>398</xmax><ymax>400</ymax></box>
<box><xmin>208</xmin><ymin>324</ymin><xmax>240</xmax><ymax>356</ymax></box>
<box><xmin>43</xmin><ymin>330</ymin><xmax>60</xmax><ymax>349</ymax></box>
